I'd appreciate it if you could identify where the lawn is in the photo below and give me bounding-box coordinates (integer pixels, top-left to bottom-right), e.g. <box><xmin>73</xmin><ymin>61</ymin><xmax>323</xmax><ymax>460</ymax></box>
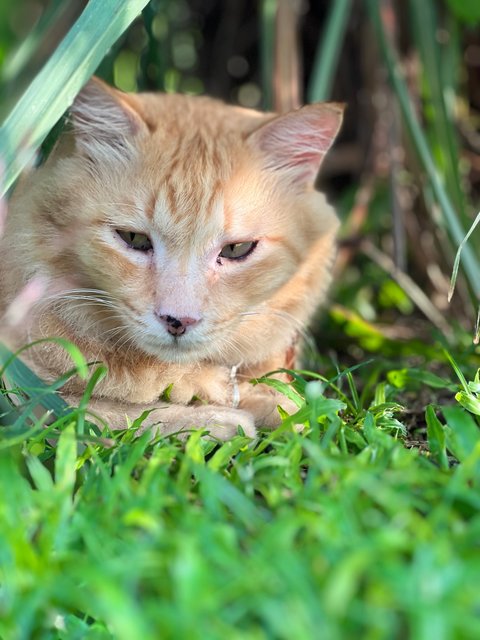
<box><xmin>1</xmin><ymin>339</ymin><xmax>480</xmax><ymax>638</ymax></box>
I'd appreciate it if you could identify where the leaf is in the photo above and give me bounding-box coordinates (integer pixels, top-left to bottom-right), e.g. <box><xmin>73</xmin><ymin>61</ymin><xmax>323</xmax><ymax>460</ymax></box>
<box><xmin>1</xmin><ymin>0</ymin><xmax>67</xmax><ymax>85</ymax></box>
<box><xmin>343</xmin><ymin>426</ymin><xmax>367</xmax><ymax>449</ymax></box>
<box><xmin>26</xmin><ymin>454</ymin><xmax>54</xmax><ymax>492</ymax></box>
<box><xmin>387</xmin><ymin>368</ymin><xmax>457</xmax><ymax>391</ymax></box>
<box><xmin>425</xmin><ymin>405</ymin><xmax>449</xmax><ymax>470</ymax></box>
<box><xmin>0</xmin><ymin>0</ymin><xmax>151</xmax><ymax>193</ymax></box>
<box><xmin>444</xmin><ymin>350</ymin><xmax>470</xmax><ymax>393</ymax></box>
<box><xmin>445</xmin><ymin>0</ymin><xmax>480</xmax><ymax>25</ymax></box>
<box><xmin>448</xmin><ymin>210</ymin><xmax>480</xmax><ymax>302</ymax></box>
<box><xmin>75</xmin><ymin>365</ymin><xmax>108</xmax><ymax>435</ymax></box>
<box><xmin>363</xmin><ymin>411</ymin><xmax>377</xmax><ymax>443</ymax></box>
<box><xmin>0</xmin><ymin>338</ymin><xmax>89</xmax><ymax>422</ymax></box>
<box><xmin>252</xmin><ymin>375</ymin><xmax>304</xmax><ymax>408</ymax></box>
<box><xmin>443</xmin><ymin>405</ymin><xmax>480</xmax><ymax>462</ymax></box>
<box><xmin>308</xmin><ymin>0</ymin><xmax>352</xmax><ymax>102</ymax></box>
<box><xmin>185</xmin><ymin>429</ymin><xmax>206</xmax><ymax>465</ymax></box>
<box><xmin>55</xmin><ymin>423</ymin><xmax>77</xmax><ymax>496</ymax></box>
<box><xmin>455</xmin><ymin>391</ymin><xmax>480</xmax><ymax>417</ymax></box>
<box><xmin>208</xmin><ymin>437</ymin><xmax>252</xmax><ymax>472</ymax></box>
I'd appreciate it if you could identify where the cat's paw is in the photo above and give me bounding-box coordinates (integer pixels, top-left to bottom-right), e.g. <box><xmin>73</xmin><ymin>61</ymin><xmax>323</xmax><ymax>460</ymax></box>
<box><xmin>239</xmin><ymin>389</ymin><xmax>300</xmax><ymax>429</ymax></box>
<box><xmin>165</xmin><ymin>364</ymin><xmax>233</xmax><ymax>405</ymax></box>
<box><xmin>64</xmin><ymin>395</ymin><xmax>256</xmax><ymax>441</ymax></box>
<box><xmin>151</xmin><ymin>405</ymin><xmax>257</xmax><ymax>440</ymax></box>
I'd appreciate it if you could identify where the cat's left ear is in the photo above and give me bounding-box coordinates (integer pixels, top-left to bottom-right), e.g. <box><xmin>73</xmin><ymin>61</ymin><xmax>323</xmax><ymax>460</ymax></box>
<box><xmin>248</xmin><ymin>103</ymin><xmax>344</xmax><ymax>188</ymax></box>
<box><xmin>69</xmin><ymin>77</ymin><xmax>149</xmax><ymax>162</ymax></box>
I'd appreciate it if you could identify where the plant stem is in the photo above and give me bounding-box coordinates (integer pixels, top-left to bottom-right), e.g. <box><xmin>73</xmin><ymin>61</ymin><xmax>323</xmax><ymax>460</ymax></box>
<box><xmin>367</xmin><ymin>0</ymin><xmax>480</xmax><ymax>299</ymax></box>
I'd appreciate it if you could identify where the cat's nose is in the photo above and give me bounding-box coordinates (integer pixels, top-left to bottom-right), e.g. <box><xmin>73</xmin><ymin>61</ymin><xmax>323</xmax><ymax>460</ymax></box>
<box><xmin>157</xmin><ymin>314</ymin><xmax>200</xmax><ymax>336</ymax></box>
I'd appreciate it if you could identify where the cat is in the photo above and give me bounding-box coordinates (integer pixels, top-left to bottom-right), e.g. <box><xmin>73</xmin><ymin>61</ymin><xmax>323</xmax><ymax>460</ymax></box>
<box><xmin>0</xmin><ymin>77</ymin><xmax>343</xmax><ymax>440</ymax></box>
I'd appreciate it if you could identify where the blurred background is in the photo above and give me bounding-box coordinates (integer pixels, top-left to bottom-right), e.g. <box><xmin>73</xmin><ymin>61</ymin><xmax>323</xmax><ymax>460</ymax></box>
<box><xmin>1</xmin><ymin>0</ymin><xmax>480</xmax><ymax>370</ymax></box>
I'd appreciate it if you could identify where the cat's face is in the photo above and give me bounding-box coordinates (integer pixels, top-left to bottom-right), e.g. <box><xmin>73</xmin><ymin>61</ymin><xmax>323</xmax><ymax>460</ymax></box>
<box><xmin>28</xmin><ymin>79</ymin><xmax>342</xmax><ymax>365</ymax></box>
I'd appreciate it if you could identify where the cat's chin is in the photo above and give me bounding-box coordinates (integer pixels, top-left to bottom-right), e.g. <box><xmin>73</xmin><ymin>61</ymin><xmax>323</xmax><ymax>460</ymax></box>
<box><xmin>138</xmin><ymin>337</ymin><xmax>212</xmax><ymax>365</ymax></box>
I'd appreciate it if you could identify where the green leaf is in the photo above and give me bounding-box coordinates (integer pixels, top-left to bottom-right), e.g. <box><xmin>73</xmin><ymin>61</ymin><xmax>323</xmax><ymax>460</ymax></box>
<box><xmin>1</xmin><ymin>0</ymin><xmax>67</xmax><ymax>86</ymax></box>
<box><xmin>444</xmin><ymin>349</ymin><xmax>470</xmax><ymax>394</ymax></box>
<box><xmin>455</xmin><ymin>391</ymin><xmax>480</xmax><ymax>417</ymax></box>
<box><xmin>425</xmin><ymin>405</ymin><xmax>449</xmax><ymax>470</ymax></box>
<box><xmin>252</xmin><ymin>375</ymin><xmax>304</xmax><ymax>408</ymax></box>
<box><xmin>260</xmin><ymin>0</ymin><xmax>276</xmax><ymax>110</ymax></box>
<box><xmin>308</xmin><ymin>0</ymin><xmax>352</xmax><ymax>101</ymax></box>
<box><xmin>443</xmin><ymin>405</ymin><xmax>480</xmax><ymax>462</ymax></box>
<box><xmin>26</xmin><ymin>454</ymin><xmax>54</xmax><ymax>492</ymax></box>
<box><xmin>0</xmin><ymin>337</ymin><xmax>88</xmax><ymax>383</ymax></box>
<box><xmin>445</xmin><ymin>0</ymin><xmax>480</xmax><ymax>24</ymax></box>
<box><xmin>0</xmin><ymin>339</ymin><xmax>87</xmax><ymax>419</ymax></box>
<box><xmin>0</xmin><ymin>0</ymin><xmax>151</xmax><ymax>193</ymax></box>
<box><xmin>75</xmin><ymin>365</ymin><xmax>108</xmax><ymax>435</ymax></box>
<box><xmin>185</xmin><ymin>429</ymin><xmax>206</xmax><ymax>465</ymax></box>
<box><xmin>55</xmin><ymin>423</ymin><xmax>77</xmax><ymax>496</ymax></box>
<box><xmin>208</xmin><ymin>437</ymin><xmax>251</xmax><ymax>471</ymax></box>
<box><xmin>387</xmin><ymin>368</ymin><xmax>457</xmax><ymax>391</ymax></box>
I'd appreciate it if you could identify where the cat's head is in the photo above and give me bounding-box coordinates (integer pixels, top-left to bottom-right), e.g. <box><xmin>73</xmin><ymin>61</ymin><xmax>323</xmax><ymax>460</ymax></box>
<box><xmin>26</xmin><ymin>78</ymin><xmax>343</xmax><ymax>365</ymax></box>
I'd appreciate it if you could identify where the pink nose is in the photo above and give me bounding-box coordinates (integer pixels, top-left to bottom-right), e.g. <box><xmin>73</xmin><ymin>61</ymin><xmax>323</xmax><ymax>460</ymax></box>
<box><xmin>157</xmin><ymin>314</ymin><xmax>200</xmax><ymax>336</ymax></box>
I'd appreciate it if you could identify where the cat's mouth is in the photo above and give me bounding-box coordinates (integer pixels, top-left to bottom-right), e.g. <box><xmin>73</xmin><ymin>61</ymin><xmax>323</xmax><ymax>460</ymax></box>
<box><xmin>139</xmin><ymin>331</ymin><xmax>211</xmax><ymax>363</ymax></box>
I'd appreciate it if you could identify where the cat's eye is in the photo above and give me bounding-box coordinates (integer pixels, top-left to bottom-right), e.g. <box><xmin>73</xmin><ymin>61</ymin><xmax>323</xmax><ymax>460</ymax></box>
<box><xmin>218</xmin><ymin>241</ymin><xmax>257</xmax><ymax>261</ymax></box>
<box><xmin>116</xmin><ymin>230</ymin><xmax>153</xmax><ymax>252</ymax></box>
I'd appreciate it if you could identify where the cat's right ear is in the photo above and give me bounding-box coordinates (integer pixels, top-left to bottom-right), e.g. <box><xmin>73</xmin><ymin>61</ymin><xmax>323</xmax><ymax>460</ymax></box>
<box><xmin>69</xmin><ymin>77</ymin><xmax>148</xmax><ymax>162</ymax></box>
<box><xmin>248</xmin><ymin>103</ymin><xmax>344</xmax><ymax>190</ymax></box>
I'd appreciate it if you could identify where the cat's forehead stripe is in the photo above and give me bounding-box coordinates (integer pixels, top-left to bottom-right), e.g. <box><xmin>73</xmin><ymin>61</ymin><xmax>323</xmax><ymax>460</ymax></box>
<box><xmin>145</xmin><ymin>191</ymin><xmax>157</xmax><ymax>221</ymax></box>
<box><xmin>149</xmin><ymin>190</ymin><xmax>224</xmax><ymax>247</ymax></box>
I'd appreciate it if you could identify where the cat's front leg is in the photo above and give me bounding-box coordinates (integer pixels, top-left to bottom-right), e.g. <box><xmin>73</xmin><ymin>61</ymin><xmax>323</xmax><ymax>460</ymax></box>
<box><xmin>64</xmin><ymin>396</ymin><xmax>256</xmax><ymax>440</ymax></box>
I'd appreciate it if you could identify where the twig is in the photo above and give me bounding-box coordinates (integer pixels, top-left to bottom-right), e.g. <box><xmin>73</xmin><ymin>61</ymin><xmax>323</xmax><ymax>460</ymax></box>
<box><xmin>334</xmin><ymin>174</ymin><xmax>376</xmax><ymax>278</ymax></box>
<box><xmin>274</xmin><ymin>0</ymin><xmax>302</xmax><ymax>113</ymax></box>
<box><xmin>362</xmin><ymin>238</ymin><xmax>453</xmax><ymax>339</ymax></box>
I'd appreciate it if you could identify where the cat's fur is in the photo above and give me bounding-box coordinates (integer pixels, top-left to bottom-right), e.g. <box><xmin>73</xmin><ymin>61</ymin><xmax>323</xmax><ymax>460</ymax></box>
<box><xmin>0</xmin><ymin>78</ymin><xmax>343</xmax><ymax>439</ymax></box>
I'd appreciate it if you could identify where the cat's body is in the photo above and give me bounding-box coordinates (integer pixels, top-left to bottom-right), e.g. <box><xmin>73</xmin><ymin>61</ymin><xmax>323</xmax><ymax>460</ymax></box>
<box><xmin>0</xmin><ymin>79</ymin><xmax>343</xmax><ymax>439</ymax></box>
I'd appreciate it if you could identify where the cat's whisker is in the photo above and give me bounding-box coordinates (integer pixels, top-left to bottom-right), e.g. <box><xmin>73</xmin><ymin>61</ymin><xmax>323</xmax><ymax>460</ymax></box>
<box><xmin>216</xmin><ymin>333</ymin><xmax>249</xmax><ymax>364</ymax></box>
<box><xmin>110</xmin><ymin>330</ymin><xmax>145</xmax><ymax>358</ymax></box>
<box><xmin>37</xmin><ymin>289</ymin><xmax>123</xmax><ymax>312</ymax></box>
<box><xmin>33</xmin><ymin>288</ymin><xmax>120</xmax><ymax>311</ymax></box>
<box><xmin>31</xmin><ymin>288</ymin><xmax>131</xmax><ymax>351</ymax></box>
<box><xmin>239</xmin><ymin>308</ymin><xmax>316</xmax><ymax>356</ymax></box>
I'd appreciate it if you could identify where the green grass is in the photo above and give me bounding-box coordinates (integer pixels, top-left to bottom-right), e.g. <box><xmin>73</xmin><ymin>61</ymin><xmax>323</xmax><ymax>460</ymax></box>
<box><xmin>1</xmin><ymin>348</ymin><xmax>480</xmax><ymax>639</ymax></box>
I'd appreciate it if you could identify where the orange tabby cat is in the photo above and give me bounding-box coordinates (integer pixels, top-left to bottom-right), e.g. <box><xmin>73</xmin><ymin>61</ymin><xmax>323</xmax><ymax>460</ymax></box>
<box><xmin>0</xmin><ymin>78</ymin><xmax>343</xmax><ymax>440</ymax></box>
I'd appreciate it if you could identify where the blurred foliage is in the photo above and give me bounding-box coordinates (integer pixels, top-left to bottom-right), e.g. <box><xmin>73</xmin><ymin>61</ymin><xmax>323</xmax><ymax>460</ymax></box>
<box><xmin>2</xmin><ymin>342</ymin><xmax>480</xmax><ymax>637</ymax></box>
<box><xmin>446</xmin><ymin>0</ymin><xmax>480</xmax><ymax>25</ymax></box>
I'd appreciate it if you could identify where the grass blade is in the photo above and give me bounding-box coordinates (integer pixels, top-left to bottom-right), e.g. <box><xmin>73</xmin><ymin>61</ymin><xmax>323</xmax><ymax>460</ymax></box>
<box><xmin>425</xmin><ymin>405</ymin><xmax>449</xmax><ymax>470</ymax></box>
<box><xmin>367</xmin><ymin>0</ymin><xmax>480</xmax><ymax>299</ymax></box>
<box><xmin>1</xmin><ymin>0</ymin><xmax>71</xmax><ymax>87</ymax></box>
<box><xmin>0</xmin><ymin>0</ymin><xmax>151</xmax><ymax>194</ymax></box>
<box><xmin>308</xmin><ymin>0</ymin><xmax>352</xmax><ymax>102</ymax></box>
<box><xmin>260</xmin><ymin>0</ymin><xmax>277</xmax><ymax>111</ymax></box>
<box><xmin>0</xmin><ymin>339</ymin><xmax>89</xmax><ymax>418</ymax></box>
<box><xmin>408</xmin><ymin>0</ymin><xmax>467</xmax><ymax>226</ymax></box>
<box><xmin>448</xmin><ymin>210</ymin><xmax>480</xmax><ymax>302</ymax></box>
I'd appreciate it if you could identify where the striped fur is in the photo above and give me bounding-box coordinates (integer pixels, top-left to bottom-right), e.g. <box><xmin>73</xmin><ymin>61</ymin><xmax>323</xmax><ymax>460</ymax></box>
<box><xmin>0</xmin><ymin>78</ymin><xmax>343</xmax><ymax>439</ymax></box>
